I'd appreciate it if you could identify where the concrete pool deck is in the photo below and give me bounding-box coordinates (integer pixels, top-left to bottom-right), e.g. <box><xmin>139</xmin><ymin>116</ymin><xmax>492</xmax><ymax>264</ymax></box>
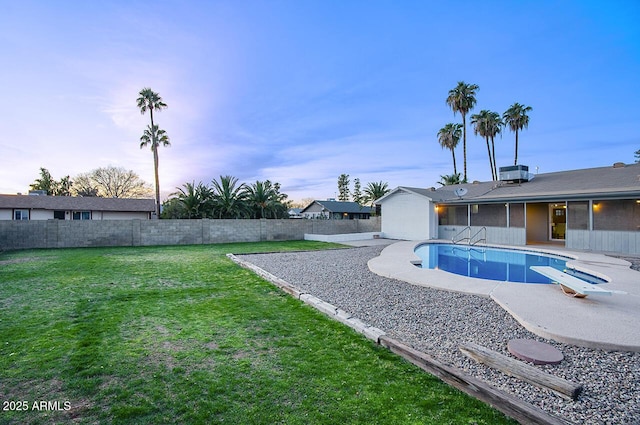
<box><xmin>367</xmin><ymin>240</ymin><xmax>640</xmax><ymax>352</ymax></box>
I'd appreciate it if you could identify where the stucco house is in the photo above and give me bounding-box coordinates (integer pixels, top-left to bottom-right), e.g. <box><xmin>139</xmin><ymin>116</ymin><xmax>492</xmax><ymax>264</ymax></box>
<box><xmin>300</xmin><ymin>200</ymin><xmax>373</xmax><ymax>219</ymax></box>
<box><xmin>376</xmin><ymin>162</ymin><xmax>640</xmax><ymax>254</ymax></box>
<box><xmin>0</xmin><ymin>194</ymin><xmax>156</xmax><ymax>220</ymax></box>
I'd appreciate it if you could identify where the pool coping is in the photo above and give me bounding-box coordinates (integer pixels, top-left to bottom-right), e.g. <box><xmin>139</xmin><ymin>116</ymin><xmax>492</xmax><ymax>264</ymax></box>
<box><xmin>367</xmin><ymin>240</ymin><xmax>640</xmax><ymax>352</ymax></box>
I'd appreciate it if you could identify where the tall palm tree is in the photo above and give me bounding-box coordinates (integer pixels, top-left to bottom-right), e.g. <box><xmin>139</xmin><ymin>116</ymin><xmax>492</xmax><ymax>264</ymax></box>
<box><xmin>446</xmin><ymin>82</ymin><xmax>479</xmax><ymax>182</ymax></box>
<box><xmin>140</xmin><ymin>124</ymin><xmax>171</xmax><ymax>216</ymax></box>
<box><xmin>210</xmin><ymin>175</ymin><xmax>248</xmax><ymax>219</ymax></box>
<box><xmin>437</xmin><ymin>123</ymin><xmax>463</xmax><ymax>176</ymax></box>
<box><xmin>503</xmin><ymin>103</ymin><xmax>532</xmax><ymax>166</ymax></box>
<box><xmin>471</xmin><ymin>110</ymin><xmax>495</xmax><ymax>181</ymax></box>
<box><xmin>137</xmin><ymin>88</ymin><xmax>168</xmax><ymax>217</ymax></box>
<box><xmin>487</xmin><ymin>111</ymin><xmax>504</xmax><ymax>179</ymax></box>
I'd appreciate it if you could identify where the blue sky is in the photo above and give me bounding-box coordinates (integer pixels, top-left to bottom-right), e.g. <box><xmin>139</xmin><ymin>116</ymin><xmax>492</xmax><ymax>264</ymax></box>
<box><xmin>1</xmin><ymin>0</ymin><xmax>639</xmax><ymax>203</ymax></box>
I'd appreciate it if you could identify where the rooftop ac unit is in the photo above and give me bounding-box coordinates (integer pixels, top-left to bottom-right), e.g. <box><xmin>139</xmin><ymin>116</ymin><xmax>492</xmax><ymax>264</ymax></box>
<box><xmin>499</xmin><ymin>165</ymin><xmax>530</xmax><ymax>183</ymax></box>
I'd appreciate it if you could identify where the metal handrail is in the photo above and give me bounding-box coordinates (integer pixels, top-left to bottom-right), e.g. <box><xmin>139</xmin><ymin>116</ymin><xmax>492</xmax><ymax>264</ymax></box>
<box><xmin>470</xmin><ymin>227</ymin><xmax>487</xmax><ymax>246</ymax></box>
<box><xmin>452</xmin><ymin>226</ymin><xmax>471</xmax><ymax>244</ymax></box>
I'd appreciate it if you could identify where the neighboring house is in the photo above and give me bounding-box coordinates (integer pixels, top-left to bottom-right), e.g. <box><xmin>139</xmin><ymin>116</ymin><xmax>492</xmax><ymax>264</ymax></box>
<box><xmin>288</xmin><ymin>208</ymin><xmax>303</xmax><ymax>218</ymax></box>
<box><xmin>0</xmin><ymin>194</ymin><xmax>156</xmax><ymax>220</ymax></box>
<box><xmin>300</xmin><ymin>200</ymin><xmax>373</xmax><ymax>219</ymax></box>
<box><xmin>376</xmin><ymin>162</ymin><xmax>640</xmax><ymax>254</ymax></box>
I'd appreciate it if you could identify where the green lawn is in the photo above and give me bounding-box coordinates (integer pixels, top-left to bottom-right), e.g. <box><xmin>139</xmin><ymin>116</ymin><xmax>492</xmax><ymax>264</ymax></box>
<box><xmin>0</xmin><ymin>242</ymin><xmax>515</xmax><ymax>424</ymax></box>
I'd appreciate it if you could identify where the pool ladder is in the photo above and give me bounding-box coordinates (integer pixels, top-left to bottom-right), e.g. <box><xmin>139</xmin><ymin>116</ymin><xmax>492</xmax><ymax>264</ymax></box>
<box><xmin>452</xmin><ymin>226</ymin><xmax>486</xmax><ymax>246</ymax></box>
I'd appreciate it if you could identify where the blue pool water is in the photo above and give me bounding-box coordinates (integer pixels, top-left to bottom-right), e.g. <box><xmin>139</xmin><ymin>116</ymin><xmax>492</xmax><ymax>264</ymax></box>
<box><xmin>414</xmin><ymin>243</ymin><xmax>601</xmax><ymax>284</ymax></box>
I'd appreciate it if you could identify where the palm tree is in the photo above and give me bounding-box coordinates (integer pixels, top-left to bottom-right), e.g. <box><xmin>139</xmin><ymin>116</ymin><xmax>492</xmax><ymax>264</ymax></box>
<box><xmin>487</xmin><ymin>111</ymin><xmax>504</xmax><ymax>179</ymax></box>
<box><xmin>503</xmin><ymin>103</ymin><xmax>532</xmax><ymax>166</ymax></box>
<box><xmin>446</xmin><ymin>82</ymin><xmax>479</xmax><ymax>182</ymax></box>
<box><xmin>210</xmin><ymin>175</ymin><xmax>248</xmax><ymax>219</ymax></box>
<box><xmin>471</xmin><ymin>110</ymin><xmax>495</xmax><ymax>180</ymax></box>
<box><xmin>172</xmin><ymin>181</ymin><xmax>209</xmax><ymax>218</ymax></box>
<box><xmin>437</xmin><ymin>123</ymin><xmax>462</xmax><ymax>175</ymax></box>
<box><xmin>244</xmin><ymin>180</ymin><xmax>287</xmax><ymax>219</ymax></box>
<box><xmin>438</xmin><ymin>173</ymin><xmax>462</xmax><ymax>186</ymax></box>
<box><xmin>140</xmin><ymin>124</ymin><xmax>171</xmax><ymax>216</ymax></box>
<box><xmin>363</xmin><ymin>181</ymin><xmax>390</xmax><ymax>205</ymax></box>
<box><xmin>137</xmin><ymin>88</ymin><xmax>168</xmax><ymax>217</ymax></box>
<box><xmin>363</xmin><ymin>181</ymin><xmax>390</xmax><ymax>216</ymax></box>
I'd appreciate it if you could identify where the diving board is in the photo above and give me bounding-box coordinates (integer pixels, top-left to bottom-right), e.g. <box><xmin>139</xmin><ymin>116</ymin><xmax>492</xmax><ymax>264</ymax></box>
<box><xmin>530</xmin><ymin>266</ymin><xmax>612</xmax><ymax>298</ymax></box>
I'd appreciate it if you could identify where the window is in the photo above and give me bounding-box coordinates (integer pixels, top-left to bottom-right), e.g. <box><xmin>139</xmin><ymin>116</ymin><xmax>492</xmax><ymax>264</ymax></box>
<box><xmin>567</xmin><ymin>202</ymin><xmax>588</xmax><ymax>230</ymax></box>
<box><xmin>54</xmin><ymin>210</ymin><xmax>66</xmax><ymax>220</ymax></box>
<box><xmin>593</xmin><ymin>200</ymin><xmax>640</xmax><ymax>231</ymax></box>
<box><xmin>14</xmin><ymin>209</ymin><xmax>29</xmax><ymax>220</ymax></box>
<box><xmin>470</xmin><ymin>204</ymin><xmax>506</xmax><ymax>227</ymax></box>
<box><xmin>438</xmin><ymin>205</ymin><xmax>467</xmax><ymax>225</ymax></box>
<box><xmin>509</xmin><ymin>203</ymin><xmax>525</xmax><ymax>228</ymax></box>
<box><xmin>72</xmin><ymin>211</ymin><xmax>91</xmax><ymax>220</ymax></box>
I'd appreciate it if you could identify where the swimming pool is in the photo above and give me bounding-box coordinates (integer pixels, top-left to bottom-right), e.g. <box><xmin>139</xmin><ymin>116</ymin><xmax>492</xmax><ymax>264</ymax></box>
<box><xmin>414</xmin><ymin>243</ymin><xmax>603</xmax><ymax>284</ymax></box>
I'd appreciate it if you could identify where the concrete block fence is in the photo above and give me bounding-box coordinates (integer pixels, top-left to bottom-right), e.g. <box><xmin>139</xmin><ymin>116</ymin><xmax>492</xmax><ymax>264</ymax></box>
<box><xmin>0</xmin><ymin>217</ymin><xmax>380</xmax><ymax>250</ymax></box>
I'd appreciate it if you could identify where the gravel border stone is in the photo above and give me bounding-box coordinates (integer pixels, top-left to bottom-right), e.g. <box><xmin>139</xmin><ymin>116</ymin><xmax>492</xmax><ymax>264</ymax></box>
<box><xmin>238</xmin><ymin>246</ymin><xmax>640</xmax><ymax>425</ymax></box>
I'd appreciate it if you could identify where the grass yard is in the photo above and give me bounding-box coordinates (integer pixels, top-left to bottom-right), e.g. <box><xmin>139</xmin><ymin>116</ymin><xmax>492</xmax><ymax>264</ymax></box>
<box><xmin>0</xmin><ymin>242</ymin><xmax>515</xmax><ymax>424</ymax></box>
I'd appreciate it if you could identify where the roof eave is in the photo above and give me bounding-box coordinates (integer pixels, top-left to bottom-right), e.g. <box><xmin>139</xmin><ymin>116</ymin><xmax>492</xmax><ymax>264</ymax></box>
<box><xmin>439</xmin><ymin>189</ymin><xmax>640</xmax><ymax>204</ymax></box>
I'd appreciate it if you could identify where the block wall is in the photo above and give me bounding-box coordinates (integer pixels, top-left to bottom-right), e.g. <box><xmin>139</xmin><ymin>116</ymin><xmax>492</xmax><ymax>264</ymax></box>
<box><xmin>0</xmin><ymin>218</ymin><xmax>381</xmax><ymax>250</ymax></box>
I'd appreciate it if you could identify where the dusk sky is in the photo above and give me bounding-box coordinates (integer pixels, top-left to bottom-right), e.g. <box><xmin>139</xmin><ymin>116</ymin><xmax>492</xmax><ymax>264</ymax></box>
<box><xmin>1</xmin><ymin>0</ymin><xmax>639</xmax><ymax>203</ymax></box>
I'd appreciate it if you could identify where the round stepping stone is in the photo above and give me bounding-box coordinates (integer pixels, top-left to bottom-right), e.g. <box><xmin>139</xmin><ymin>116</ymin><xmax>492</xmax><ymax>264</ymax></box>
<box><xmin>507</xmin><ymin>339</ymin><xmax>564</xmax><ymax>365</ymax></box>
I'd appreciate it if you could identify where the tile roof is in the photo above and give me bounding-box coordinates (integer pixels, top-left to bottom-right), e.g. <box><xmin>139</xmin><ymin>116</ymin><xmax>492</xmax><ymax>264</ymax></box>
<box><xmin>0</xmin><ymin>194</ymin><xmax>156</xmax><ymax>212</ymax></box>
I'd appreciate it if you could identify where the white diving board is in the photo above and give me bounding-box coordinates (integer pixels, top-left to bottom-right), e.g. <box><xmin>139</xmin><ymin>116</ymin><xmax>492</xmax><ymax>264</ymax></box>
<box><xmin>530</xmin><ymin>266</ymin><xmax>612</xmax><ymax>298</ymax></box>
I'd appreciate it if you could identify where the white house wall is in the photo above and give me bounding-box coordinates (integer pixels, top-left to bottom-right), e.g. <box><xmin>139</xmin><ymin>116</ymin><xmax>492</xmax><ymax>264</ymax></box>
<box><xmin>99</xmin><ymin>211</ymin><xmax>150</xmax><ymax>220</ymax></box>
<box><xmin>381</xmin><ymin>192</ymin><xmax>433</xmax><ymax>240</ymax></box>
<box><xmin>30</xmin><ymin>210</ymin><xmax>54</xmax><ymax>220</ymax></box>
<box><xmin>0</xmin><ymin>209</ymin><xmax>12</xmax><ymax>220</ymax></box>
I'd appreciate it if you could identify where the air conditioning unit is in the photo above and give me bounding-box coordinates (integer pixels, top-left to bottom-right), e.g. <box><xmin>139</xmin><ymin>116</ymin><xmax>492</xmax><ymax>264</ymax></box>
<box><xmin>499</xmin><ymin>165</ymin><xmax>531</xmax><ymax>183</ymax></box>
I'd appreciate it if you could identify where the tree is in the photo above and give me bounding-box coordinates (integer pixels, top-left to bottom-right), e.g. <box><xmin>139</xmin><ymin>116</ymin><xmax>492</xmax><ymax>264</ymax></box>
<box><xmin>503</xmin><ymin>103</ymin><xmax>532</xmax><ymax>166</ymax></box>
<box><xmin>290</xmin><ymin>198</ymin><xmax>315</xmax><ymax>209</ymax></box>
<box><xmin>139</xmin><ymin>124</ymin><xmax>170</xmax><ymax>216</ymax></box>
<box><xmin>337</xmin><ymin>174</ymin><xmax>350</xmax><ymax>201</ymax></box>
<box><xmin>160</xmin><ymin>197</ymin><xmax>184</xmax><ymax>219</ymax></box>
<box><xmin>171</xmin><ymin>181</ymin><xmax>209</xmax><ymax>218</ymax></box>
<box><xmin>137</xmin><ymin>88</ymin><xmax>168</xmax><ymax>217</ymax></box>
<box><xmin>210</xmin><ymin>175</ymin><xmax>248</xmax><ymax>219</ymax></box>
<box><xmin>437</xmin><ymin>123</ymin><xmax>463</xmax><ymax>176</ymax></box>
<box><xmin>71</xmin><ymin>174</ymin><xmax>99</xmax><ymax>197</ymax></box>
<box><xmin>487</xmin><ymin>111</ymin><xmax>504</xmax><ymax>179</ymax></box>
<box><xmin>75</xmin><ymin>166</ymin><xmax>152</xmax><ymax>198</ymax></box>
<box><xmin>30</xmin><ymin>168</ymin><xmax>58</xmax><ymax>195</ymax></box>
<box><xmin>446</xmin><ymin>82</ymin><xmax>479</xmax><ymax>182</ymax></box>
<box><xmin>471</xmin><ymin>110</ymin><xmax>503</xmax><ymax>181</ymax></box>
<box><xmin>244</xmin><ymin>180</ymin><xmax>288</xmax><ymax>219</ymax></box>
<box><xmin>29</xmin><ymin>168</ymin><xmax>73</xmax><ymax>196</ymax></box>
<box><xmin>363</xmin><ymin>181</ymin><xmax>390</xmax><ymax>216</ymax></box>
<box><xmin>634</xmin><ymin>149</ymin><xmax>639</xmax><ymax>163</ymax></box>
<box><xmin>57</xmin><ymin>176</ymin><xmax>73</xmax><ymax>196</ymax></box>
<box><xmin>352</xmin><ymin>178</ymin><xmax>363</xmax><ymax>205</ymax></box>
<box><xmin>438</xmin><ymin>173</ymin><xmax>463</xmax><ymax>186</ymax></box>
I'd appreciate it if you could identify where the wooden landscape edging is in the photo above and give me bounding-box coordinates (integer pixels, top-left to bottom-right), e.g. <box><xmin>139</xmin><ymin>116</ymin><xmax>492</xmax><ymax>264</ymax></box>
<box><xmin>227</xmin><ymin>253</ymin><xmax>571</xmax><ymax>425</ymax></box>
<box><xmin>460</xmin><ymin>342</ymin><xmax>583</xmax><ymax>401</ymax></box>
<box><xmin>379</xmin><ymin>336</ymin><xmax>570</xmax><ymax>425</ymax></box>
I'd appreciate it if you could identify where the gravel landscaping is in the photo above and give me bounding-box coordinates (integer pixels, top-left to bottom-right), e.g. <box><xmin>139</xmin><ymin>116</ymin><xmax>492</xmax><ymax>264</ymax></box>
<box><xmin>238</xmin><ymin>245</ymin><xmax>640</xmax><ymax>425</ymax></box>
